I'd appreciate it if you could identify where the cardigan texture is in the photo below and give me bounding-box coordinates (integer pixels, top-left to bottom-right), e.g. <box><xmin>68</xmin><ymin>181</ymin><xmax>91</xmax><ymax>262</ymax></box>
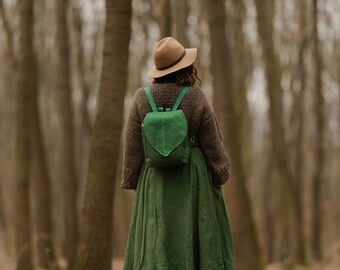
<box><xmin>121</xmin><ymin>83</ymin><xmax>230</xmax><ymax>189</ymax></box>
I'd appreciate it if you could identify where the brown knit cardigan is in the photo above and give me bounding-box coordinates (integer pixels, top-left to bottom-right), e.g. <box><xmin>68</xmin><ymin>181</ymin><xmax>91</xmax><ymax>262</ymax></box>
<box><xmin>121</xmin><ymin>83</ymin><xmax>230</xmax><ymax>189</ymax></box>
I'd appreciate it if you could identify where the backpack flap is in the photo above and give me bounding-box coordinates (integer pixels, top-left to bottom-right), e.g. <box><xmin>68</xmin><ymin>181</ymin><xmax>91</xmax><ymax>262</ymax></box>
<box><xmin>142</xmin><ymin>110</ymin><xmax>187</xmax><ymax>157</ymax></box>
<box><xmin>142</xmin><ymin>86</ymin><xmax>191</xmax><ymax>167</ymax></box>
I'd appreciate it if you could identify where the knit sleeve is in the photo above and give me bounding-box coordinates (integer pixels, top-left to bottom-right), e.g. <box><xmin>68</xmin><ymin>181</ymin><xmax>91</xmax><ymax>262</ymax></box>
<box><xmin>197</xmin><ymin>100</ymin><xmax>231</xmax><ymax>186</ymax></box>
<box><xmin>121</xmin><ymin>93</ymin><xmax>144</xmax><ymax>190</ymax></box>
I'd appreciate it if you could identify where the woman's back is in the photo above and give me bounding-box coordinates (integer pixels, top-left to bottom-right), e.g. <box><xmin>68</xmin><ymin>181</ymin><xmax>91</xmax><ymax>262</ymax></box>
<box><xmin>132</xmin><ymin>83</ymin><xmax>208</xmax><ymax>138</ymax></box>
<box><xmin>122</xmin><ymin>83</ymin><xmax>230</xmax><ymax>190</ymax></box>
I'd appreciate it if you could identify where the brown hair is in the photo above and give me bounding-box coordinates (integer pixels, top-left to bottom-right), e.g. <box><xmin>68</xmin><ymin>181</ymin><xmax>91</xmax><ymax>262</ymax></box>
<box><xmin>153</xmin><ymin>65</ymin><xmax>202</xmax><ymax>86</ymax></box>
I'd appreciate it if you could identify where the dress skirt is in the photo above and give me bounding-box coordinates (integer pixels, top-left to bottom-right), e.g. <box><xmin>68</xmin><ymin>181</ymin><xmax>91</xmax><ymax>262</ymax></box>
<box><xmin>123</xmin><ymin>147</ymin><xmax>235</xmax><ymax>270</ymax></box>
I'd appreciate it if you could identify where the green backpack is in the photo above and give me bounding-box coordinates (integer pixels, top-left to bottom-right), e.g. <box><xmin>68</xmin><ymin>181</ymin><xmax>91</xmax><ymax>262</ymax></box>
<box><xmin>142</xmin><ymin>86</ymin><xmax>193</xmax><ymax>167</ymax></box>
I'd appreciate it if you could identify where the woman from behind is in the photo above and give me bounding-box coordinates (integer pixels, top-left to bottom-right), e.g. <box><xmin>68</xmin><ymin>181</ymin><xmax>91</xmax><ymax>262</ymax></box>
<box><xmin>121</xmin><ymin>37</ymin><xmax>235</xmax><ymax>270</ymax></box>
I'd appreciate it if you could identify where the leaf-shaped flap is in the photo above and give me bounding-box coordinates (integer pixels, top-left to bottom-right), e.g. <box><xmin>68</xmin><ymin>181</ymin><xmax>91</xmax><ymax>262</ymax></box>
<box><xmin>142</xmin><ymin>110</ymin><xmax>187</xmax><ymax>157</ymax></box>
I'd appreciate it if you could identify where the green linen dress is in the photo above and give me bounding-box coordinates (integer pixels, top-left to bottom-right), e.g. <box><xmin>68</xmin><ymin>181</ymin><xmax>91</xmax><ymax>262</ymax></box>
<box><xmin>123</xmin><ymin>147</ymin><xmax>235</xmax><ymax>270</ymax></box>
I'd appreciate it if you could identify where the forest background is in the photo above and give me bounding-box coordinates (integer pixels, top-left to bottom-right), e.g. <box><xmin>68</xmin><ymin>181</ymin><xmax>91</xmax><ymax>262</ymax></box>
<box><xmin>0</xmin><ymin>0</ymin><xmax>339</xmax><ymax>269</ymax></box>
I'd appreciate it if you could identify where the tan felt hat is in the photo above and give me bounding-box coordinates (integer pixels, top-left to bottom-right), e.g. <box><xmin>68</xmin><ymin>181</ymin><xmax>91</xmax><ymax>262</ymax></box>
<box><xmin>148</xmin><ymin>37</ymin><xmax>197</xmax><ymax>78</ymax></box>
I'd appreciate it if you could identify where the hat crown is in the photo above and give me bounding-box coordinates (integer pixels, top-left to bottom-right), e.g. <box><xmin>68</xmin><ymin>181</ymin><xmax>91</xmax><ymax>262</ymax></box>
<box><xmin>153</xmin><ymin>37</ymin><xmax>185</xmax><ymax>70</ymax></box>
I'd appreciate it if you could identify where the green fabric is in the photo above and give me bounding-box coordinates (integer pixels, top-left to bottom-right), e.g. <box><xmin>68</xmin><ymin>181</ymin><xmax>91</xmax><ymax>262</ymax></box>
<box><xmin>142</xmin><ymin>110</ymin><xmax>187</xmax><ymax>157</ymax></box>
<box><xmin>144</xmin><ymin>87</ymin><xmax>158</xmax><ymax>112</ymax></box>
<box><xmin>172</xmin><ymin>85</ymin><xmax>190</xmax><ymax>111</ymax></box>
<box><xmin>143</xmin><ymin>86</ymin><xmax>191</xmax><ymax>112</ymax></box>
<box><xmin>123</xmin><ymin>147</ymin><xmax>235</xmax><ymax>270</ymax></box>
<box><xmin>142</xmin><ymin>87</ymin><xmax>192</xmax><ymax>167</ymax></box>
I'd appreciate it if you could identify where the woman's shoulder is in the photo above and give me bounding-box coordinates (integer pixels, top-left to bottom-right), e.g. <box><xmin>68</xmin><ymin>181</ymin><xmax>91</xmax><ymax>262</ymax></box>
<box><xmin>185</xmin><ymin>85</ymin><xmax>211</xmax><ymax>108</ymax></box>
<box><xmin>131</xmin><ymin>87</ymin><xmax>148</xmax><ymax>104</ymax></box>
<box><xmin>187</xmin><ymin>85</ymin><xmax>206</xmax><ymax>99</ymax></box>
<box><xmin>133</xmin><ymin>87</ymin><xmax>145</xmax><ymax>97</ymax></box>
<box><xmin>131</xmin><ymin>84</ymin><xmax>209</xmax><ymax>107</ymax></box>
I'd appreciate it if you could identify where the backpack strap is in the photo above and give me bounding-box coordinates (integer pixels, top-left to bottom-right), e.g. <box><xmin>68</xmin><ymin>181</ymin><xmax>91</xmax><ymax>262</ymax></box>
<box><xmin>144</xmin><ymin>87</ymin><xmax>158</xmax><ymax>112</ymax></box>
<box><xmin>172</xmin><ymin>86</ymin><xmax>190</xmax><ymax>111</ymax></box>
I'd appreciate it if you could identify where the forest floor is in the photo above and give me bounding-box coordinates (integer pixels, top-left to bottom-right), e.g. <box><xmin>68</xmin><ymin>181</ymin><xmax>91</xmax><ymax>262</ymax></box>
<box><xmin>265</xmin><ymin>262</ymin><xmax>340</xmax><ymax>270</ymax></box>
<box><xmin>112</xmin><ymin>251</ymin><xmax>340</xmax><ymax>270</ymax></box>
<box><xmin>0</xmin><ymin>255</ymin><xmax>340</xmax><ymax>270</ymax></box>
<box><xmin>112</xmin><ymin>256</ymin><xmax>340</xmax><ymax>270</ymax></box>
<box><xmin>1</xmin><ymin>231</ymin><xmax>339</xmax><ymax>270</ymax></box>
<box><xmin>265</xmin><ymin>259</ymin><xmax>340</xmax><ymax>270</ymax></box>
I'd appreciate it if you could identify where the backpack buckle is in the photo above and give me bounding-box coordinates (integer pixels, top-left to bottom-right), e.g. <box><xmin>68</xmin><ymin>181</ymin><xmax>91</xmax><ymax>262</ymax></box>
<box><xmin>157</xmin><ymin>107</ymin><xmax>171</xmax><ymax>112</ymax></box>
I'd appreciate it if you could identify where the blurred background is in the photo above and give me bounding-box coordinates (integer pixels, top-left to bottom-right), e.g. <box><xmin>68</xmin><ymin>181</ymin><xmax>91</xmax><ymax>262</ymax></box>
<box><xmin>0</xmin><ymin>0</ymin><xmax>339</xmax><ymax>269</ymax></box>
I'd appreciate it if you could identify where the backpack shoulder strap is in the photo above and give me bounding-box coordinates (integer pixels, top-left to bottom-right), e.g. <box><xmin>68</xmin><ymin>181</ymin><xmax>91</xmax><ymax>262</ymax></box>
<box><xmin>172</xmin><ymin>86</ymin><xmax>190</xmax><ymax>111</ymax></box>
<box><xmin>144</xmin><ymin>87</ymin><xmax>158</xmax><ymax>112</ymax></box>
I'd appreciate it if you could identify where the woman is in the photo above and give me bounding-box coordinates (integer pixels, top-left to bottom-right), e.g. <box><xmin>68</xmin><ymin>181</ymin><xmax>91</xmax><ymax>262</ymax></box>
<box><xmin>121</xmin><ymin>37</ymin><xmax>235</xmax><ymax>269</ymax></box>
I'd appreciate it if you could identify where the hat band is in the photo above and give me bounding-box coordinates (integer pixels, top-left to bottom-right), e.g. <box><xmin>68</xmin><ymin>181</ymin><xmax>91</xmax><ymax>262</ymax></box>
<box><xmin>156</xmin><ymin>50</ymin><xmax>186</xmax><ymax>71</ymax></box>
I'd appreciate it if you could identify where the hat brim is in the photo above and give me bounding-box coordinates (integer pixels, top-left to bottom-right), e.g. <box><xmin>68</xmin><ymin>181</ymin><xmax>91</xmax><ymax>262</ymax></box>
<box><xmin>147</xmin><ymin>48</ymin><xmax>197</xmax><ymax>78</ymax></box>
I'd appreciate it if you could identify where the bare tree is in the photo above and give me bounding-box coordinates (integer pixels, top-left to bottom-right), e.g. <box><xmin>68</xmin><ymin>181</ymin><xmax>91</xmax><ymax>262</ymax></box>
<box><xmin>311</xmin><ymin>0</ymin><xmax>325</xmax><ymax>261</ymax></box>
<box><xmin>171</xmin><ymin>0</ymin><xmax>189</xmax><ymax>46</ymax></box>
<box><xmin>74</xmin><ymin>0</ymin><xmax>132</xmax><ymax>269</ymax></box>
<box><xmin>0</xmin><ymin>0</ymin><xmax>17</xmax><ymax>242</ymax></box>
<box><xmin>56</xmin><ymin>0</ymin><xmax>79</xmax><ymax>265</ymax></box>
<box><xmin>160</xmin><ymin>0</ymin><xmax>172</xmax><ymax>38</ymax></box>
<box><xmin>0</xmin><ymin>0</ymin><xmax>15</xmax><ymax>68</ymax></box>
<box><xmin>29</xmin><ymin>41</ymin><xmax>55</xmax><ymax>269</ymax></box>
<box><xmin>204</xmin><ymin>0</ymin><xmax>264</xmax><ymax>269</ymax></box>
<box><xmin>290</xmin><ymin>0</ymin><xmax>308</xmax><ymax>263</ymax></box>
<box><xmin>71</xmin><ymin>2</ymin><xmax>93</xmax><ymax>214</ymax></box>
<box><xmin>230</xmin><ymin>0</ymin><xmax>251</xmax><ymax>163</ymax></box>
<box><xmin>254</xmin><ymin>0</ymin><xmax>303</xmax><ymax>262</ymax></box>
<box><xmin>13</xmin><ymin>0</ymin><xmax>34</xmax><ymax>268</ymax></box>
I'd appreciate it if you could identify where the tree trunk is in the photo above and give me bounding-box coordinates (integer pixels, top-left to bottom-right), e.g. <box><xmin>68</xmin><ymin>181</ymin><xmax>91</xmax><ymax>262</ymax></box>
<box><xmin>290</xmin><ymin>0</ymin><xmax>308</xmax><ymax>263</ymax></box>
<box><xmin>13</xmin><ymin>0</ymin><xmax>34</xmax><ymax>268</ymax></box>
<box><xmin>262</xmin><ymin>138</ymin><xmax>275</xmax><ymax>262</ymax></box>
<box><xmin>0</xmin><ymin>0</ymin><xmax>15</xmax><ymax>67</ymax></box>
<box><xmin>204</xmin><ymin>0</ymin><xmax>264</xmax><ymax>269</ymax></box>
<box><xmin>160</xmin><ymin>0</ymin><xmax>172</xmax><ymax>38</ymax></box>
<box><xmin>254</xmin><ymin>0</ymin><xmax>300</xmax><ymax>262</ymax></box>
<box><xmin>0</xmin><ymin>0</ymin><xmax>17</xmax><ymax>243</ymax></box>
<box><xmin>113</xmin><ymin>158</ymin><xmax>133</xmax><ymax>258</ymax></box>
<box><xmin>72</xmin><ymin>3</ymin><xmax>92</xmax><ymax>214</ymax></box>
<box><xmin>73</xmin><ymin>0</ymin><xmax>132</xmax><ymax>269</ymax></box>
<box><xmin>56</xmin><ymin>0</ymin><xmax>79</xmax><ymax>265</ymax></box>
<box><xmin>171</xmin><ymin>0</ymin><xmax>189</xmax><ymax>47</ymax></box>
<box><xmin>0</xmin><ymin>163</ymin><xmax>3</xmax><ymax>229</ymax></box>
<box><xmin>230</xmin><ymin>0</ymin><xmax>251</xmax><ymax>171</ymax></box>
<box><xmin>311</xmin><ymin>0</ymin><xmax>325</xmax><ymax>261</ymax></box>
<box><xmin>29</xmin><ymin>50</ymin><xmax>55</xmax><ymax>268</ymax></box>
